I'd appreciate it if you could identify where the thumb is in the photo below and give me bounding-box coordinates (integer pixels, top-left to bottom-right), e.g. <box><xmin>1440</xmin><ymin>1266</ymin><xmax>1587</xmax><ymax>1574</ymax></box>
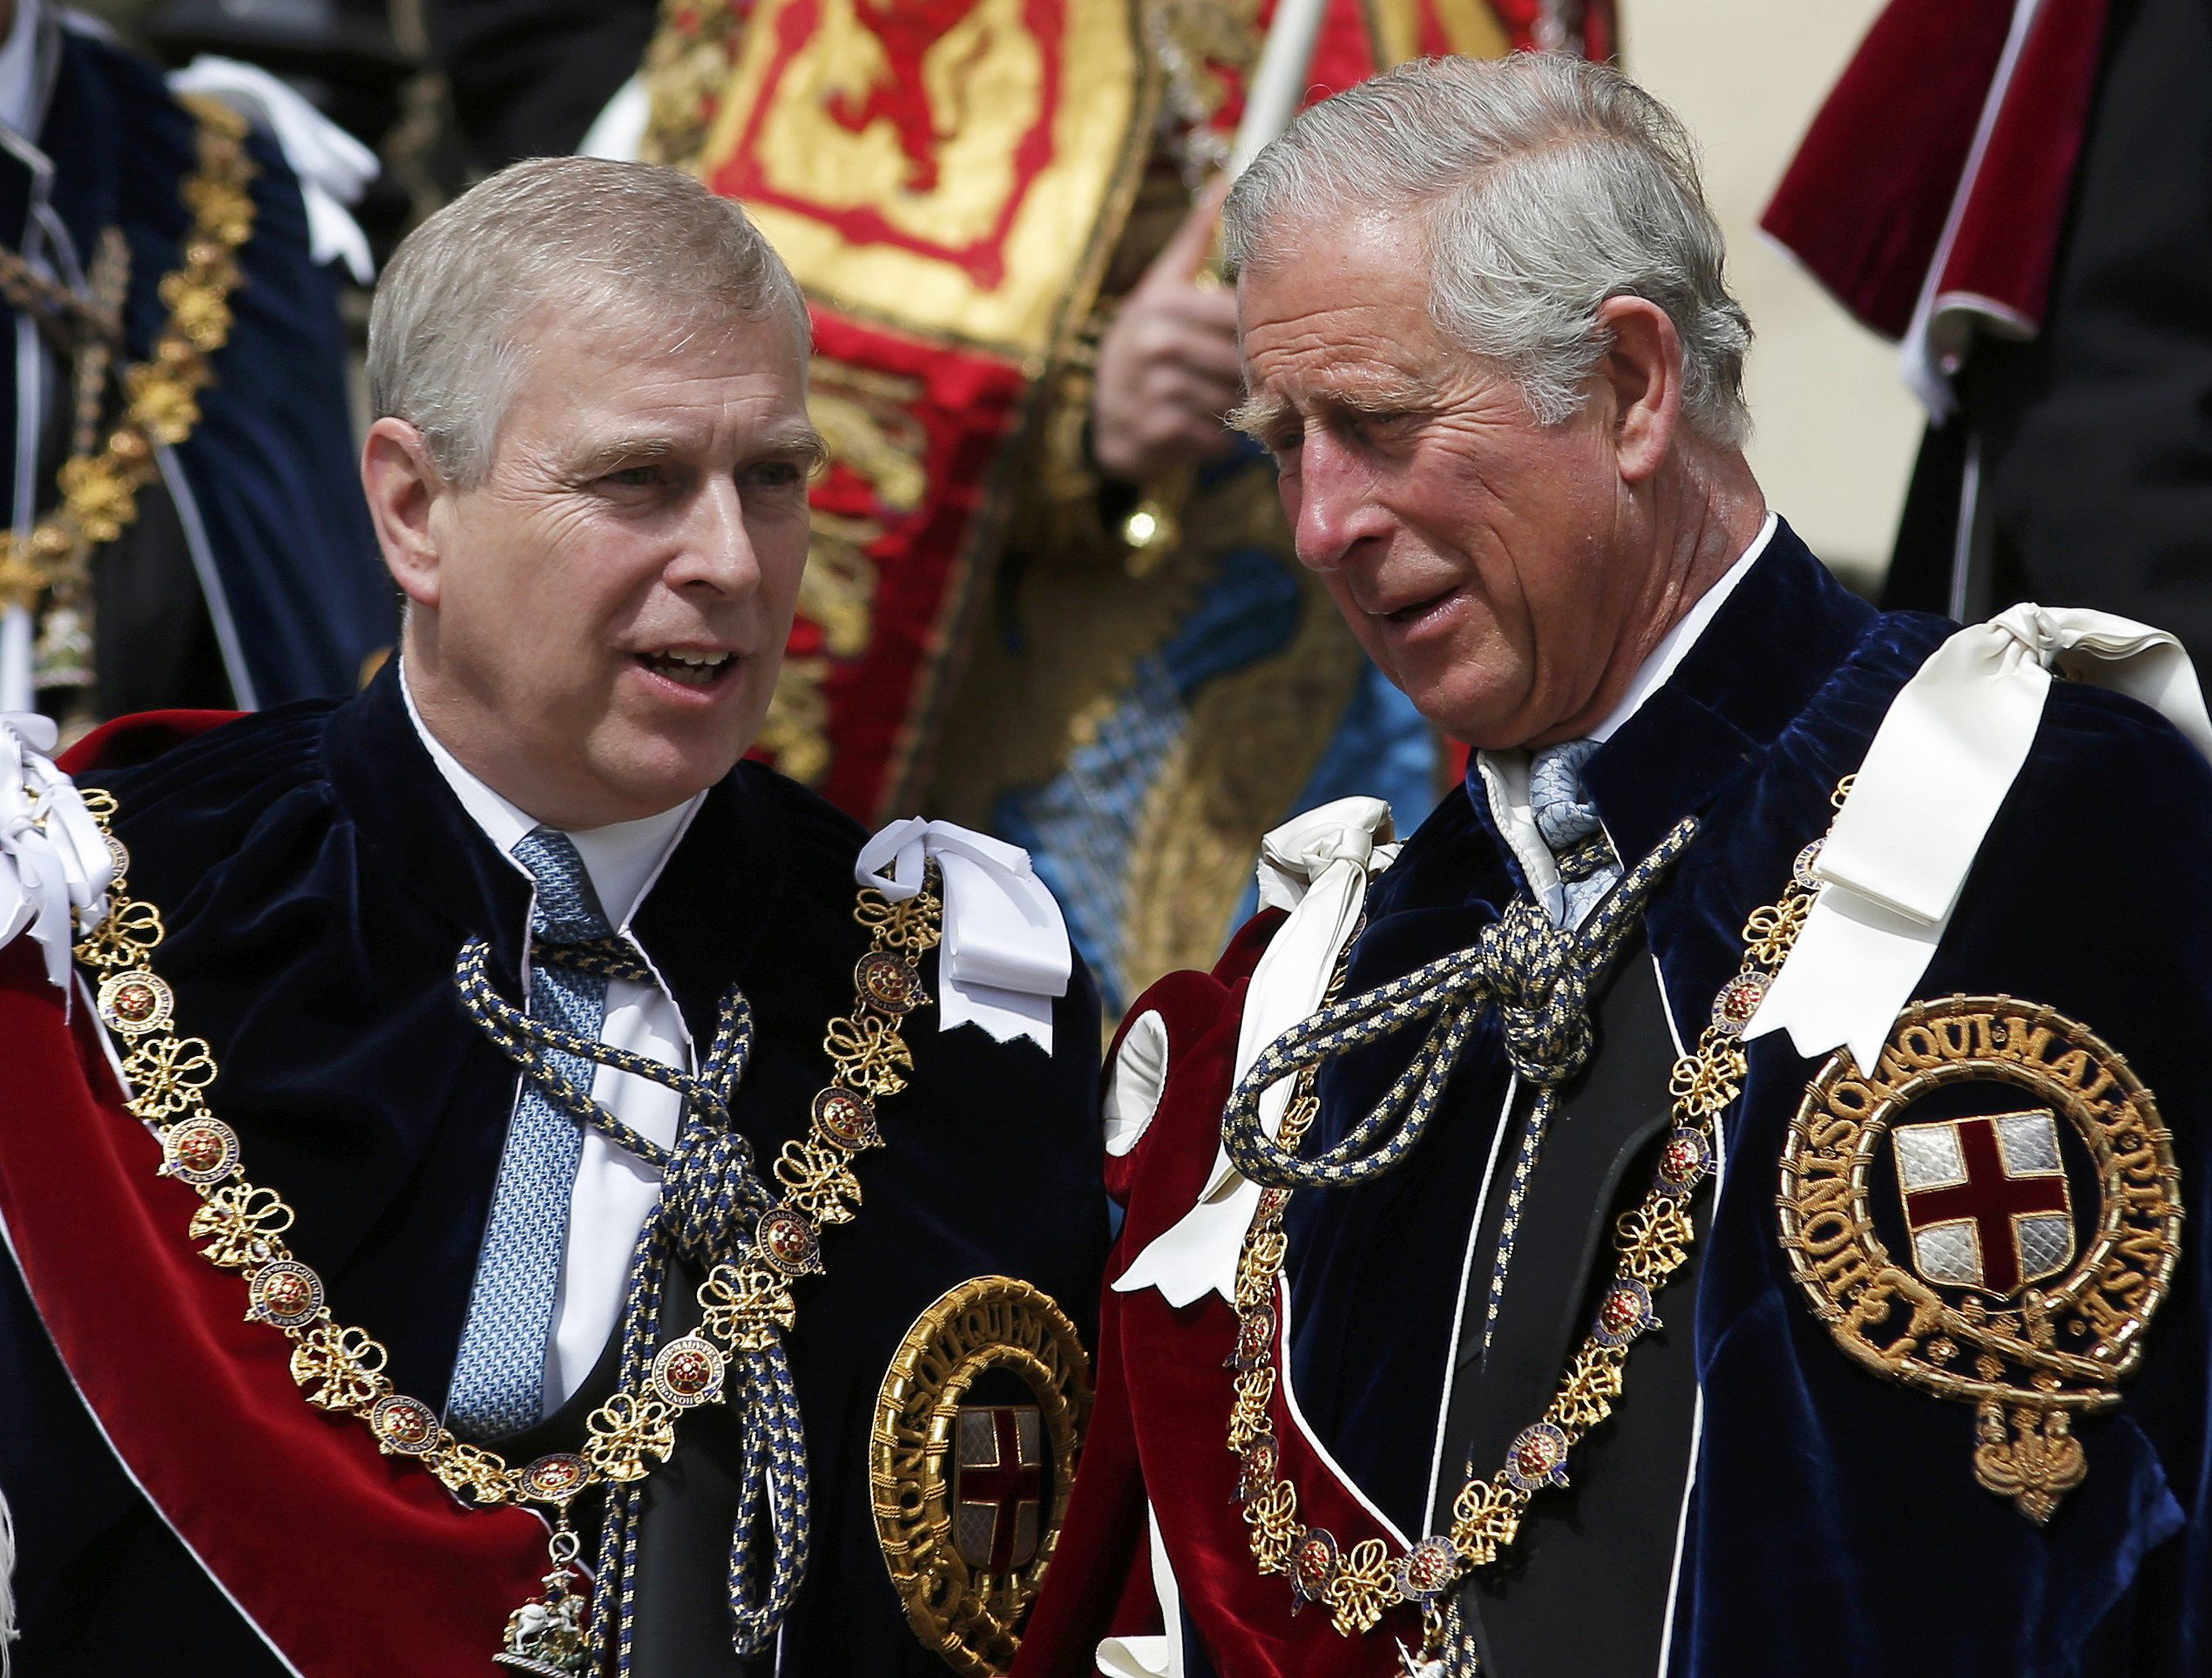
<box><xmin>1146</xmin><ymin>173</ymin><xmax>1235</xmax><ymax>290</ymax></box>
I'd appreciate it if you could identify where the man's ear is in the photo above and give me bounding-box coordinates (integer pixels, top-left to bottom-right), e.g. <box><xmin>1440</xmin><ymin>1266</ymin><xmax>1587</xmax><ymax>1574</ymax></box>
<box><xmin>362</xmin><ymin>417</ymin><xmax>450</xmax><ymax>609</ymax></box>
<box><xmin>1594</xmin><ymin>295</ymin><xmax>1682</xmax><ymax>486</ymax></box>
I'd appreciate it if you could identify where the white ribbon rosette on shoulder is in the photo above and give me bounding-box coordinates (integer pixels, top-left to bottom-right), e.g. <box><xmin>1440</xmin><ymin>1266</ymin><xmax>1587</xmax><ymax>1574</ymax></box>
<box><xmin>1749</xmin><ymin>604</ymin><xmax>2212</xmax><ymax>1072</ymax></box>
<box><xmin>0</xmin><ymin>714</ymin><xmax>115</xmax><ymax>1001</ymax></box>
<box><xmin>168</xmin><ymin>57</ymin><xmax>380</xmax><ymax>283</ymax></box>
<box><xmin>855</xmin><ymin>819</ymin><xmax>1072</xmax><ymax>1052</ymax></box>
<box><xmin>1113</xmin><ymin>795</ymin><xmax>1399</xmax><ymax>1307</ymax></box>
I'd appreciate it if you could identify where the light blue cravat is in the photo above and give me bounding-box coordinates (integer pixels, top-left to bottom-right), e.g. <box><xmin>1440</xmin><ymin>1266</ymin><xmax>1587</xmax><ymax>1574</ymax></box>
<box><xmin>445</xmin><ymin>827</ymin><xmax>612</xmax><ymax>1439</ymax></box>
<box><xmin>1529</xmin><ymin>738</ymin><xmax>1620</xmax><ymax>928</ymax></box>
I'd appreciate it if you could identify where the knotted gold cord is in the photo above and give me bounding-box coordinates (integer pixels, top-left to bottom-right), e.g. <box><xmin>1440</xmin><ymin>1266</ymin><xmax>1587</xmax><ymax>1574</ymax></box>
<box><xmin>70</xmin><ymin>788</ymin><xmax>946</xmax><ymax>1668</ymax></box>
<box><xmin>1227</xmin><ymin>783</ymin><xmax>1851</xmax><ymax>1650</ymax></box>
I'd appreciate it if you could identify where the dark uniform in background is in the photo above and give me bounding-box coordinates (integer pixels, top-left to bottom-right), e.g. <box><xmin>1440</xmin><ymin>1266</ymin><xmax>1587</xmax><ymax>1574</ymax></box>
<box><xmin>6</xmin><ymin>7</ymin><xmax>390</xmax><ymax>723</ymax></box>
<box><xmin>427</xmin><ymin>0</ymin><xmax>654</xmax><ymax>167</ymax></box>
<box><xmin>1767</xmin><ymin>0</ymin><xmax>2212</xmax><ymax>668</ymax></box>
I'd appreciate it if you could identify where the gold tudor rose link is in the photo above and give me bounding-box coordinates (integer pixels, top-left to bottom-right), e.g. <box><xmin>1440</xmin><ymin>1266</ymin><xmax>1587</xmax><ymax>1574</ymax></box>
<box><xmin>1225</xmin><ymin>781</ymin><xmax>1851</xmax><ymax>1654</ymax></box>
<box><xmin>69</xmin><ymin>785</ymin><xmax>946</xmax><ymax>1668</ymax></box>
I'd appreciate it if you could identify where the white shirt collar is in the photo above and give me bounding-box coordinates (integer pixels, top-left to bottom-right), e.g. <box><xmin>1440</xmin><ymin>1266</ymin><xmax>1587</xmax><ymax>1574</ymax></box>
<box><xmin>399</xmin><ymin>662</ymin><xmax>701</xmax><ymax>932</ymax></box>
<box><xmin>1473</xmin><ymin>511</ymin><xmax>1778</xmax><ymax>922</ymax></box>
<box><xmin>0</xmin><ymin>0</ymin><xmax>43</xmax><ymax>139</ymax></box>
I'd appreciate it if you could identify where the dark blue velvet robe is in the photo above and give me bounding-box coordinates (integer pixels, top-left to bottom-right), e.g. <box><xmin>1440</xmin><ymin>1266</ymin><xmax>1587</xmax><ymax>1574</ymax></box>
<box><xmin>4</xmin><ymin>17</ymin><xmax>392</xmax><ymax>707</ymax></box>
<box><xmin>1275</xmin><ymin>524</ymin><xmax>2210</xmax><ymax>1675</ymax></box>
<box><xmin>0</xmin><ymin>664</ymin><xmax>1108</xmax><ymax>1674</ymax></box>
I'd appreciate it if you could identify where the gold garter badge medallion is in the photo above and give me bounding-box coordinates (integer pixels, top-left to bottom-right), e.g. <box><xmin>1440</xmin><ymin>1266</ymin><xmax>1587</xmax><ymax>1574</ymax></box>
<box><xmin>1779</xmin><ymin>995</ymin><xmax>2183</xmax><ymax>1522</ymax></box>
<box><xmin>871</xmin><ymin>1276</ymin><xmax>1092</xmax><ymax>1675</ymax></box>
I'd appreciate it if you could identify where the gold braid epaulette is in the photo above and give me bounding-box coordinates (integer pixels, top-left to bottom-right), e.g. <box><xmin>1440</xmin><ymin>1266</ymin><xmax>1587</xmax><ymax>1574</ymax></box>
<box><xmin>69</xmin><ymin>784</ymin><xmax>944</xmax><ymax>1519</ymax></box>
<box><xmin>0</xmin><ymin>96</ymin><xmax>256</xmax><ymax>617</ymax></box>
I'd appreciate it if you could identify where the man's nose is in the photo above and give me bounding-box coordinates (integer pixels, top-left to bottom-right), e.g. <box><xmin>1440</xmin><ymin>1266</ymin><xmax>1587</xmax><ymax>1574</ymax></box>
<box><xmin>1289</xmin><ymin>431</ymin><xmax>1389</xmax><ymax>571</ymax></box>
<box><xmin>670</xmin><ymin>473</ymin><xmax>762</xmax><ymax>594</ymax></box>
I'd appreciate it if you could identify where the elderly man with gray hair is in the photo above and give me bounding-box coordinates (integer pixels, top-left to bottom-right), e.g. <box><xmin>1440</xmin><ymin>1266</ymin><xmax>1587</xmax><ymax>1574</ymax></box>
<box><xmin>0</xmin><ymin>158</ymin><xmax>1106</xmax><ymax>1675</ymax></box>
<box><xmin>1016</xmin><ymin>53</ymin><xmax>2212</xmax><ymax>1678</ymax></box>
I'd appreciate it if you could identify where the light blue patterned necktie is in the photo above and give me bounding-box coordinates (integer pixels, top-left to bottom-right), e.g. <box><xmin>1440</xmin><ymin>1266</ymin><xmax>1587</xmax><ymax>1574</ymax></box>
<box><xmin>1529</xmin><ymin>738</ymin><xmax>1620</xmax><ymax>928</ymax></box>
<box><xmin>446</xmin><ymin>827</ymin><xmax>613</xmax><ymax>1439</ymax></box>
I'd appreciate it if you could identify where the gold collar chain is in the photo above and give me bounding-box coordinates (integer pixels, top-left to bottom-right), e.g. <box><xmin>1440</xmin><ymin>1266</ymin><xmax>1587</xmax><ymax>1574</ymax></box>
<box><xmin>70</xmin><ymin>786</ymin><xmax>944</xmax><ymax>1670</ymax></box>
<box><xmin>0</xmin><ymin>95</ymin><xmax>256</xmax><ymax>619</ymax></box>
<box><xmin>1226</xmin><ymin>781</ymin><xmax>1850</xmax><ymax>1654</ymax></box>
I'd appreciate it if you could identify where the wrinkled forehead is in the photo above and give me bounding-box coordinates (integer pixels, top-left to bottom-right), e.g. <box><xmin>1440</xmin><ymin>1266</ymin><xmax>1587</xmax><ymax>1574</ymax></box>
<box><xmin>498</xmin><ymin>297</ymin><xmax>815</xmax><ymax>450</ymax></box>
<box><xmin>520</xmin><ymin>292</ymin><xmax>808</xmax><ymax>387</ymax></box>
<box><xmin>1236</xmin><ymin>212</ymin><xmax>1443</xmax><ymax>379</ymax></box>
<box><xmin>1235</xmin><ymin>294</ymin><xmax>1446</xmax><ymax>440</ymax></box>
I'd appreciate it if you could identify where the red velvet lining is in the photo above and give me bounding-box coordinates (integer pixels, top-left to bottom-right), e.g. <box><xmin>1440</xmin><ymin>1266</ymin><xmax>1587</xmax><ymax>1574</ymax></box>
<box><xmin>58</xmin><ymin>707</ymin><xmax>241</xmax><ymax>775</ymax></box>
<box><xmin>1761</xmin><ymin>0</ymin><xmax>2104</xmax><ymax>344</ymax></box>
<box><xmin>1011</xmin><ymin>1250</ymin><xmax>1158</xmax><ymax>1670</ymax></box>
<box><xmin>1016</xmin><ymin>915</ymin><xmax>1410</xmax><ymax>1676</ymax></box>
<box><xmin>0</xmin><ymin>941</ymin><xmax>550</xmax><ymax>1675</ymax></box>
<box><xmin>1934</xmin><ymin>0</ymin><xmax>2112</xmax><ymax>333</ymax></box>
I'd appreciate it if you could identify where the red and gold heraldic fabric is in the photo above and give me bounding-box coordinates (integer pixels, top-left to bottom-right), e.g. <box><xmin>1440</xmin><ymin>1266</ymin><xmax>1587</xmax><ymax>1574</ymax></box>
<box><xmin>673</xmin><ymin>0</ymin><xmax>1588</xmax><ymax>823</ymax></box>
<box><xmin>0</xmin><ymin>939</ymin><xmax>550</xmax><ymax>1678</ymax></box>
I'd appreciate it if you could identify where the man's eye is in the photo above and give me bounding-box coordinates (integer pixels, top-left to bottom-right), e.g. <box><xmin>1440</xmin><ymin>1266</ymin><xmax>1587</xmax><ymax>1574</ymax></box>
<box><xmin>741</xmin><ymin>460</ymin><xmax>808</xmax><ymax>491</ymax></box>
<box><xmin>603</xmin><ymin>466</ymin><xmax>662</xmax><ymax>489</ymax></box>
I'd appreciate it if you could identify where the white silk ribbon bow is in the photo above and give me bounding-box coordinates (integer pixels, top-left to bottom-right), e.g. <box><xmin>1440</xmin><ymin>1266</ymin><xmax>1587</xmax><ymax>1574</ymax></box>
<box><xmin>855</xmin><ymin>818</ymin><xmax>1071</xmax><ymax>1052</ymax></box>
<box><xmin>1113</xmin><ymin>796</ymin><xmax>1398</xmax><ymax>1308</ymax></box>
<box><xmin>1747</xmin><ymin>603</ymin><xmax>2212</xmax><ymax>1073</ymax></box>
<box><xmin>0</xmin><ymin>713</ymin><xmax>113</xmax><ymax>1002</ymax></box>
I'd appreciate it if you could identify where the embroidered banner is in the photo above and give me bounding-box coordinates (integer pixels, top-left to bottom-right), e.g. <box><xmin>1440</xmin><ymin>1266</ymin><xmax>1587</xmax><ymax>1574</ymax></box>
<box><xmin>649</xmin><ymin>0</ymin><xmax>1577</xmax><ymax>824</ymax></box>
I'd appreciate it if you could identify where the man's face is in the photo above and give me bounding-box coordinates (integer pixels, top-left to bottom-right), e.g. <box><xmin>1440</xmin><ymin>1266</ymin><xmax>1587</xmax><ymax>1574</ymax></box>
<box><xmin>404</xmin><ymin>303</ymin><xmax>820</xmax><ymax>827</ymax></box>
<box><xmin>1237</xmin><ymin>215</ymin><xmax>1640</xmax><ymax>751</ymax></box>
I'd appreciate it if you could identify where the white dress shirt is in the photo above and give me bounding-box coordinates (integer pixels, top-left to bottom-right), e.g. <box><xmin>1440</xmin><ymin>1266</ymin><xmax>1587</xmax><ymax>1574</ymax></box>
<box><xmin>402</xmin><ymin>669</ymin><xmax>704</xmax><ymax>1414</ymax></box>
<box><xmin>1477</xmin><ymin>513</ymin><xmax>1778</xmax><ymax>922</ymax></box>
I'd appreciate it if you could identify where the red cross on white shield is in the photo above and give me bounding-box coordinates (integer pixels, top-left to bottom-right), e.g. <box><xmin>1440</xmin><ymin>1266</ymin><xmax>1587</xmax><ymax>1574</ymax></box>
<box><xmin>1892</xmin><ymin>1111</ymin><xmax>2076</xmax><ymax>1296</ymax></box>
<box><xmin>952</xmin><ymin>1404</ymin><xmax>1045</xmax><ymax>1573</ymax></box>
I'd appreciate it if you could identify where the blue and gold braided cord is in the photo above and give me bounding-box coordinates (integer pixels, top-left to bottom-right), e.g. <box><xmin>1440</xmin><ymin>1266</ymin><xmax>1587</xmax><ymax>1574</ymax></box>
<box><xmin>1220</xmin><ymin>816</ymin><xmax>1697</xmax><ymax>1195</ymax></box>
<box><xmin>1469</xmin><ymin>828</ymin><xmax>1624</xmax><ymax>1361</ymax></box>
<box><xmin>1437</xmin><ymin>1592</ymin><xmax>1485</xmax><ymax>1675</ymax></box>
<box><xmin>454</xmin><ymin>932</ymin><xmax>809</xmax><ymax>1666</ymax></box>
<box><xmin>727</xmin><ymin>1346</ymin><xmax>811</xmax><ymax>1640</ymax></box>
<box><xmin>455</xmin><ymin>936</ymin><xmax>741</xmax><ymax>1155</ymax></box>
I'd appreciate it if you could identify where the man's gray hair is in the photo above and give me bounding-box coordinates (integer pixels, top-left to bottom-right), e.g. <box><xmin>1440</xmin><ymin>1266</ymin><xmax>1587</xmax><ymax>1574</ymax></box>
<box><xmin>1225</xmin><ymin>54</ymin><xmax>1752</xmax><ymax>445</ymax></box>
<box><xmin>368</xmin><ymin>157</ymin><xmax>812</xmax><ymax>487</ymax></box>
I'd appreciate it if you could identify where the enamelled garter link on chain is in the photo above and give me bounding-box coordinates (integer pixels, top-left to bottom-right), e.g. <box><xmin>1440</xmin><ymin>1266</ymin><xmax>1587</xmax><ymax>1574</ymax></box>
<box><xmin>71</xmin><ymin>785</ymin><xmax>944</xmax><ymax>1675</ymax></box>
<box><xmin>1221</xmin><ymin>785</ymin><xmax>1850</xmax><ymax>1663</ymax></box>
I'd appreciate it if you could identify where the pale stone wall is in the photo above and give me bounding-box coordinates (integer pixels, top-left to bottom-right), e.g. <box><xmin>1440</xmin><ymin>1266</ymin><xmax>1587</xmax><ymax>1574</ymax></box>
<box><xmin>1628</xmin><ymin>0</ymin><xmax>1921</xmax><ymax>589</ymax></box>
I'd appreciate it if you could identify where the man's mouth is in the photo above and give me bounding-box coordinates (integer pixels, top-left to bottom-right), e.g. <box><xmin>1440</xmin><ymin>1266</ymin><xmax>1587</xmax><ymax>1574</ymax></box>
<box><xmin>1382</xmin><ymin>586</ymin><xmax>1458</xmax><ymax>626</ymax></box>
<box><xmin>635</xmin><ymin>648</ymin><xmax>736</xmax><ymax>687</ymax></box>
